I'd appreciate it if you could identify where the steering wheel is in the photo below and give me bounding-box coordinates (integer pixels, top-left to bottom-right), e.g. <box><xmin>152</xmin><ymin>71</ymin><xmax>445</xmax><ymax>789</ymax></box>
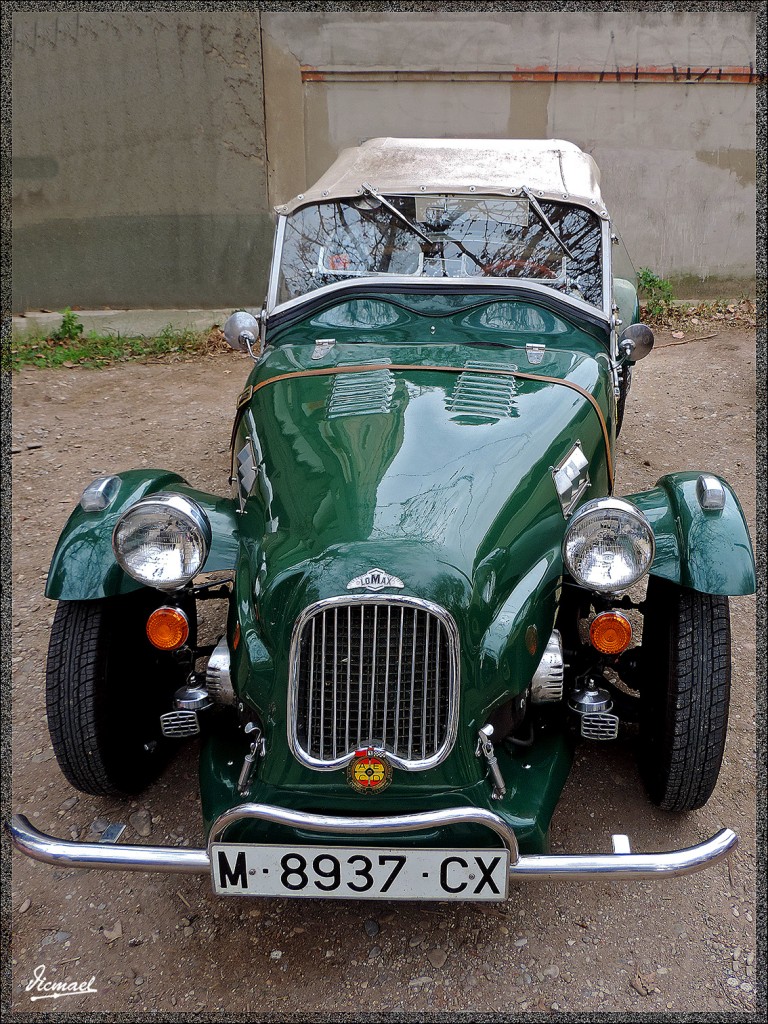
<box><xmin>481</xmin><ymin>258</ymin><xmax>557</xmax><ymax>279</ymax></box>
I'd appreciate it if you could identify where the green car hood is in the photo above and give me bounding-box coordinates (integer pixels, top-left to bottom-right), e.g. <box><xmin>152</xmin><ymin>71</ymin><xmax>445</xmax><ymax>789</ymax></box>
<box><xmin>234</xmin><ymin>336</ymin><xmax>613</xmax><ymax>664</ymax></box>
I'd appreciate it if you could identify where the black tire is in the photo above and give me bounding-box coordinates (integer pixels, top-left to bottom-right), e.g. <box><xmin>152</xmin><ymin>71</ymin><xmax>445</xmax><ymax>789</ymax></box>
<box><xmin>46</xmin><ymin>591</ymin><xmax>193</xmax><ymax>797</ymax></box>
<box><xmin>639</xmin><ymin>576</ymin><xmax>731</xmax><ymax>811</ymax></box>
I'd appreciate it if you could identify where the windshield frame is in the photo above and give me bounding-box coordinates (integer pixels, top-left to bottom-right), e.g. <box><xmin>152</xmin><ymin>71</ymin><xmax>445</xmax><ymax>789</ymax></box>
<box><xmin>268</xmin><ymin>192</ymin><xmax>614</xmax><ymax>315</ymax></box>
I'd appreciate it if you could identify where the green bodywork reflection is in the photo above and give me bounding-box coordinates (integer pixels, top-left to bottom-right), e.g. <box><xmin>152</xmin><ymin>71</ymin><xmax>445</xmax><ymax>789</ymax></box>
<box><xmin>627</xmin><ymin>473</ymin><xmax>755</xmax><ymax>595</ymax></box>
<box><xmin>46</xmin><ymin>470</ymin><xmax>240</xmax><ymax>601</ymax></box>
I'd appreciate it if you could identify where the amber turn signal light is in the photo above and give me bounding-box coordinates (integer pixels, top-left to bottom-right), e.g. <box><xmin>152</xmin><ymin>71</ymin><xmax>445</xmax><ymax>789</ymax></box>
<box><xmin>146</xmin><ymin>606</ymin><xmax>190</xmax><ymax>651</ymax></box>
<box><xmin>589</xmin><ymin>611</ymin><xmax>632</xmax><ymax>655</ymax></box>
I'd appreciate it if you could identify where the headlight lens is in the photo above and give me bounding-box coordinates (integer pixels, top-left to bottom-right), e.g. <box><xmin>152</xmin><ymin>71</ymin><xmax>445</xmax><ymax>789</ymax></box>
<box><xmin>112</xmin><ymin>493</ymin><xmax>211</xmax><ymax>591</ymax></box>
<box><xmin>562</xmin><ymin>497</ymin><xmax>655</xmax><ymax>593</ymax></box>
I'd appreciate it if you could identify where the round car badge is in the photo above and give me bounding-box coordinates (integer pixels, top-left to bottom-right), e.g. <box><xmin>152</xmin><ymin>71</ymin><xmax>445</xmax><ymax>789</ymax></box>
<box><xmin>347</xmin><ymin>748</ymin><xmax>393</xmax><ymax>794</ymax></box>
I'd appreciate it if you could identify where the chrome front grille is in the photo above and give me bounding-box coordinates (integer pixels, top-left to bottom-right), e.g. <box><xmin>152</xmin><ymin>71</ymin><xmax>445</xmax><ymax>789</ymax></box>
<box><xmin>289</xmin><ymin>596</ymin><xmax>460</xmax><ymax>771</ymax></box>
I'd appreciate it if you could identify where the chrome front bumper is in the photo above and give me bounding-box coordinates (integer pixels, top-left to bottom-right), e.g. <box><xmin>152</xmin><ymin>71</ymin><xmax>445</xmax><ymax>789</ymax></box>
<box><xmin>9</xmin><ymin>805</ymin><xmax>737</xmax><ymax>883</ymax></box>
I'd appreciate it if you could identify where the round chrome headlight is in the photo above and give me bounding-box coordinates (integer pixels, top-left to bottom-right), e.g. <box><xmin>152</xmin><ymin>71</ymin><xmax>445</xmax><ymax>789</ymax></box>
<box><xmin>112</xmin><ymin>493</ymin><xmax>211</xmax><ymax>591</ymax></box>
<box><xmin>562</xmin><ymin>497</ymin><xmax>655</xmax><ymax>593</ymax></box>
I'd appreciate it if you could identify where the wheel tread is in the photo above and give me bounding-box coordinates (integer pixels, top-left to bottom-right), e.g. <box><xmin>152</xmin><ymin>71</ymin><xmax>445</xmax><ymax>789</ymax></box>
<box><xmin>640</xmin><ymin>578</ymin><xmax>731</xmax><ymax>812</ymax></box>
<box><xmin>45</xmin><ymin>595</ymin><xmax>187</xmax><ymax>797</ymax></box>
<box><xmin>46</xmin><ymin>601</ymin><xmax>118</xmax><ymax>795</ymax></box>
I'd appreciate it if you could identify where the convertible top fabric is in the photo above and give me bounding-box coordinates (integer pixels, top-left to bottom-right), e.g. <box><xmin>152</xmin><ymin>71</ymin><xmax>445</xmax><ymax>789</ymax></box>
<box><xmin>278</xmin><ymin>138</ymin><xmax>606</xmax><ymax>215</ymax></box>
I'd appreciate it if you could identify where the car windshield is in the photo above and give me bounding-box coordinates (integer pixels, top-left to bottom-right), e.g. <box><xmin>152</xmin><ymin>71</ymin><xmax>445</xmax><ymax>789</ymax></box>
<box><xmin>277</xmin><ymin>194</ymin><xmax>603</xmax><ymax>308</ymax></box>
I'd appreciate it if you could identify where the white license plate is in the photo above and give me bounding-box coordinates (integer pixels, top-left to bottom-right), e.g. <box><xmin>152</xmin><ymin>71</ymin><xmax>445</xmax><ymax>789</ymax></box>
<box><xmin>211</xmin><ymin>844</ymin><xmax>510</xmax><ymax>901</ymax></box>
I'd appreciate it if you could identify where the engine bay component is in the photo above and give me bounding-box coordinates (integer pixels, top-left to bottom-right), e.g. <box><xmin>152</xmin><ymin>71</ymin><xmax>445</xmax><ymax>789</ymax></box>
<box><xmin>531</xmin><ymin>629</ymin><xmax>565</xmax><ymax>702</ymax></box>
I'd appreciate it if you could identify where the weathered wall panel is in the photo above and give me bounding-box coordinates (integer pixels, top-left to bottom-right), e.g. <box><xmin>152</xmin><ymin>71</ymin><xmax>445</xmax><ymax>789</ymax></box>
<box><xmin>262</xmin><ymin>10</ymin><xmax>756</xmax><ymax>71</ymax></box>
<box><xmin>263</xmin><ymin>11</ymin><xmax>757</xmax><ymax>294</ymax></box>
<box><xmin>12</xmin><ymin>12</ymin><xmax>270</xmax><ymax>312</ymax></box>
<box><xmin>12</xmin><ymin>10</ymin><xmax>757</xmax><ymax>311</ymax></box>
<box><xmin>549</xmin><ymin>82</ymin><xmax>756</xmax><ymax>285</ymax></box>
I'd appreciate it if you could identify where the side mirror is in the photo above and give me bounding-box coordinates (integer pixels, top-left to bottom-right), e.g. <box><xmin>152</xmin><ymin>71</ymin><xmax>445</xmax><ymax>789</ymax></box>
<box><xmin>223</xmin><ymin>311</ymin><xmax>261</xmax><ymax>357</ymax></box>
<box><xmin>618</xmin><ymin>323</ymin><xmax>654</xmax><ymax>363</ymax></box>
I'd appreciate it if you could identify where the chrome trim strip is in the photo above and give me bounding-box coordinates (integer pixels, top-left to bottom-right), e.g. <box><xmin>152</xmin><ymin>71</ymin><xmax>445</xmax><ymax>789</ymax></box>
<box><xmin>357</xmin><ymin>607</ymin><xmax>364</xmax><ymax>741</ymax></box>
<box><xmin>395</xmin><ymin>606</ymin><xmax>404</xmax><ymax>752</ymax></box>
<box><xmin>370</xmin><ymin>605</ymin><xmax>378</xmax><ymax>742</ymax></box>
<box><xmin>287</xmin><ymin>594</ymin><xmax>461</xmax><ymax>772</ymax></box>
<box><xmin>408</xmin><ymin>607</ymin><xmax>417</xmax><ymax>759</ymax></box>
<box><xmin>308</xmin><ymin>617</ymin><xmax>316</xmax><ymax>753</ymax></box>
<box><xmin>9</xmin><ymin>814</ymin><xmax>210</xmax><ymax>874</ymax></box>
<box><xmin>268</xmin><ymin>276</ymin><xmax>612</xmax><ymax>324</ymax></box>
<box><xmin>345</xmin><ymin>605</ymin><xmax>352</xmax><ymax>751</ymax></box>
<box><xmin>206</xmin><ymin>804</ymin><xmax>519</xmax><ymax>860</ymax></box>
<box><xmin>508</xmin><ymin>828</ymin><xmax>737</xmax><ymax>880</ymax></box>
<box><xmin>434</xmin><ymin>619</ymin><xmax>441</xmax><ymax>748</ymax></box>
<box><xmin>382</xmin><ymin>605</ymin><xmax>391</xmax><ymax>745</ymax></box>
<box><xmin>266</xmin><ymin>215</ymin><xmax>286</xmax><ymax>312</ymax></box>
<box><xmin>10</xmin><ymin>813</ymin><xmax>737</xmax><ymax>882</ymax></box>
<box><xmin>601</xmin><ymin>217</ymin><xmax>613</xmax><ymax>323</ymax></box>
<box><xmin>320</xmin><ymin>610</ymin><xmax>326</xmax><ymax>755</ymax></box>
<box><xmin>422</xmin><ymin>613</ymin><xmax>430</xmax><ymax>759</ymax></box>
<box><xmin>332</xmin><ymin>607</ymin><xmax>339</xmax><ymax>760</ymax></box>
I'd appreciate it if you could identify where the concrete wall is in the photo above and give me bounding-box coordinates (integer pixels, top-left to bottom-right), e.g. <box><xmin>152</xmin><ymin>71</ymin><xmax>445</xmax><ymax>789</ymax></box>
<box><xmin>12</xmin><ymin>11</ymin><xmax>271</xmax><ymax>312</ymax></box>
<box><xmin>263</xmin><ymin>10</ymin><xmax>757</xmax><ymax>296</ymax></box>
<box><xmin>12</xmin><ymin>10</ymin><xmax>757</xmax><ymax>312</ymax></box>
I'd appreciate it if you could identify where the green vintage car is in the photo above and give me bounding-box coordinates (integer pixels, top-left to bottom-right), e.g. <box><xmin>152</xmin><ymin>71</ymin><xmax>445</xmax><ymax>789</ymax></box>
<box><xmin>12</xmin><ymin>139</ymin><xmax>756</xmax><ymax>900</ymax></box>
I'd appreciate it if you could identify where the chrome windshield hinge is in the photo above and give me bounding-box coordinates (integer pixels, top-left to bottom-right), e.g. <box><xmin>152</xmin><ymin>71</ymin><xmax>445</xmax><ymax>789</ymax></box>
<box><xmin>525</xmin><ymin>343</ymin><xmax>546</xmax><ymax>365</ymax></box>
<box><xmin>311</xmin><ymin>337</ymin><xmax>336</xmax><ymax>360</ymax></box>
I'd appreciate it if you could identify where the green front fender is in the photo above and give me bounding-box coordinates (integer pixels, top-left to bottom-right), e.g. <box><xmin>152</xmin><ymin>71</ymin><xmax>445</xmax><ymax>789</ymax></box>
<box><xmin>46</xmin><ymin>470</ymin><xmax>240</xmax><ymax>601</ymax></box>
<box><xmin>625</xmin><ymin>472</ymin><xmax>755</xmax><ymax>596</ymax></box>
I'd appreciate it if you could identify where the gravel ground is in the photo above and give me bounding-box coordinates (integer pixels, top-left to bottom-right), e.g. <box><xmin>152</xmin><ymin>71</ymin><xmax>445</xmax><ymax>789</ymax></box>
<box><xmin>9</xmin><ymin>326</ymin><xmax>758</xmax><ymax>1014</ymax></box>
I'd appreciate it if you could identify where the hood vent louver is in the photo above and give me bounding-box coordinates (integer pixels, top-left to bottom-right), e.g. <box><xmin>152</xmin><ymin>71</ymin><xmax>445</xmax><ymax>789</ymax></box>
<box><xmin>326</xmin><ymin>367</ymin><xmax>396</xmax><ymax>419</ymax></box>
<box><xmin>447</xmin><ymin>361</ymin><xmax>519</xmax><ymax>421</ymax></box>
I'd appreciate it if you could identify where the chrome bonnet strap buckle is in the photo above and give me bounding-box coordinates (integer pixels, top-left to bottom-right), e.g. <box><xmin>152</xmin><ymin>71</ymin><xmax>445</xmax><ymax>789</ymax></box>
<box><xmin>237</xmin><ymin>724</ymin><xmax>266</xmax><ymax>796</ymax></box>
<box><xmin>476</xmin><ymin>725</ymin><xmax>507</xmax><ymax>800</ymax></box>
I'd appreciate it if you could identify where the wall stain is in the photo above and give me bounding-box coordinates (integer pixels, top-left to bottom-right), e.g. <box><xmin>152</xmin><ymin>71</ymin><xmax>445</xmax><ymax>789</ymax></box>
<box><xmin>507</xmin><ymin>83</ymin><xmax>550</xmax><ymax>139</ymax></box>
<box><xmin>696</xmin><ymin>148</ymin><xmax>755</xmax><ymax>187</ymax></box>
<box><xmin>13</xmin><ymin>157</ymin><xmax>59</xmax><ymax>180</ymax></box>
<box><xmin>13</xmin><ymin>214</ymin><xmax>274</xmax><ymax>312</ymax></box>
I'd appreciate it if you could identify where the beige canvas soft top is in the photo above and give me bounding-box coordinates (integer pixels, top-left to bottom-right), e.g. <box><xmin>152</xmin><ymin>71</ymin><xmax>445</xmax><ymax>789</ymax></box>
<box><xmin>277</xmin><ymin>138</ymin><xmax>607</xmax><ymax>216</ymax></box>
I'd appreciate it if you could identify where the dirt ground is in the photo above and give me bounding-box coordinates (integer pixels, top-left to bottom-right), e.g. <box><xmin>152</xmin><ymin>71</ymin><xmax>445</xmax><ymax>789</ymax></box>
<box><xmin>9</xmin><ymin>326</ymin><xmax>759</xmax><ymax>1015</ymax></box>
